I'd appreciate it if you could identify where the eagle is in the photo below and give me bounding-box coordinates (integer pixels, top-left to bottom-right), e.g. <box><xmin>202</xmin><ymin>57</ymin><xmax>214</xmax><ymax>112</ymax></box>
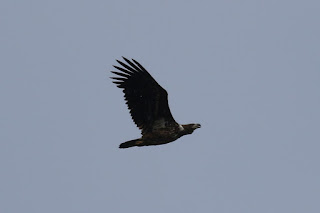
<box><xmin>111</xmin><ymin>57</ymin><xmax>201</xmax><ymax>148</ymax></box>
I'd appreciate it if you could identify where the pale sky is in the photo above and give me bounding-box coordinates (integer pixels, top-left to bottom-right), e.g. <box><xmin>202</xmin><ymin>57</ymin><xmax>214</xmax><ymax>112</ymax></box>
<box><xmin>1</xmin><ymin>0</ymin><xmax>320</xmax><ymax>212</ymax></box>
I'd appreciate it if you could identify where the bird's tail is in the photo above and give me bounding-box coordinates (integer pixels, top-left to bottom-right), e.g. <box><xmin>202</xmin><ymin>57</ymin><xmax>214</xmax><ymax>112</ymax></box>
<box><xmin>119</xmin><ymin>139</ymin><xmax>142</xmax><ymax>149</ymax></box>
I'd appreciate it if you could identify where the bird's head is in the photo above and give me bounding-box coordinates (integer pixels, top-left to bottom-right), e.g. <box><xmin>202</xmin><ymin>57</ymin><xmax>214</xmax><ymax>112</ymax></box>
<box><xmin>182</xmin><ymin>123</ymin><xmax>201</xmax><ymax>134</ymax></box>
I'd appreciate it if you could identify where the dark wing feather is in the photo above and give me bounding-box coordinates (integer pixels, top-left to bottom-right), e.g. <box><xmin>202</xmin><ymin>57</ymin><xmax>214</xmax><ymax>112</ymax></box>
<box><xmin>111</xmin><ymin>57</ymin><xmax>177</xmax><ymax>134</ymax></box>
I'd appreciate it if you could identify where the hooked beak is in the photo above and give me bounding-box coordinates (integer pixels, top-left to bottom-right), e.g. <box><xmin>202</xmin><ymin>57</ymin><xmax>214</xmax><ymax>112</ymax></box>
<box><xmin>193</xmin><ymin>124</ymin><xmax>201</xmax><ymax>129</ymax></box>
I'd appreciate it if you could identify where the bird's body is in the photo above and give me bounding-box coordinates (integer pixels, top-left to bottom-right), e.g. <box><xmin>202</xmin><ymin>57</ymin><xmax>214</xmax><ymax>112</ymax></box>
<box><xmin>111</xmin><ymin>57</ymin><xmax>201</xmax><ymax>148</ymax></box>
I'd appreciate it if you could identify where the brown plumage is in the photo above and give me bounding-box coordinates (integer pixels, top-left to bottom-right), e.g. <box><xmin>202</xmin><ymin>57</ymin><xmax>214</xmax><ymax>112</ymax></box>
<box><xmin>111</xmin><ymin>57</ymin><xmax>201</xmax><ymax>148</ymax></box>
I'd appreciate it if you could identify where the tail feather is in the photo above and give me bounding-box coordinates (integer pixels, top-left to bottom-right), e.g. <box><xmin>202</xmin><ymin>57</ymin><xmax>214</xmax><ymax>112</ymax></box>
<box><xmin>119</xmin><ymin>139</ymin><xmax>141</xmax><ymax>149</ymax></box>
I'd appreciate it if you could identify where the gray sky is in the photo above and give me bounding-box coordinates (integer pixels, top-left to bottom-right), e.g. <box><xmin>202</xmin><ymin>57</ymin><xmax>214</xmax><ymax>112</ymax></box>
<box><xmin>1</xmin><ymin>0</ymin><xmax>320</xmax><ymax>212</ymax></box>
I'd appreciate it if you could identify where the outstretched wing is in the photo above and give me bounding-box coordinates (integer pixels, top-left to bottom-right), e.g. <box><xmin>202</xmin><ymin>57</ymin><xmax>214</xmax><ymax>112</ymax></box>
<box><xmin>111</xmin><ymin>57</ymin><xmax>177</xmax><ymax>134</ymax></box>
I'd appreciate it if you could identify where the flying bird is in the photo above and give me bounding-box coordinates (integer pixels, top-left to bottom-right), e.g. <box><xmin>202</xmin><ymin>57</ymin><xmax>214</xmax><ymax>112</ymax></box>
<box><xmin>111</xmin><ymin>57</ymin><xmax>201</xmax><ymax>148</ymax></box>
